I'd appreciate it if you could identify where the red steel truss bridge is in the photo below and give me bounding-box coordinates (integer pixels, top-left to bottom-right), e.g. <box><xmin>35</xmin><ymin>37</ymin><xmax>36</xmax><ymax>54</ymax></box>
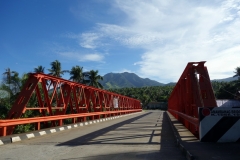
<box><xmin>0</xmin><ymin>73</ymin><xmax>142</xmax><ymax>136</ymax></box>
<box><xmin>168</xmin><ymin>61</ymin><xmax>217</xmax><ymax>137</ymax></box>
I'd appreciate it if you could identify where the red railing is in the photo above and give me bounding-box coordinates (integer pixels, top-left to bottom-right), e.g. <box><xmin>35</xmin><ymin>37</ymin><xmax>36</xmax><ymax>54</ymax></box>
<box><xmin>168</xmin><ymin>61</ymin><xmax>217</xmax><ymax>137</ymax></box>
<box><xmin>0</xmin><ymin>110</ymin><xmax>141</xmax><ymax>136</ymax></box>
<box><xmin>0</xmin><ymin>73</ymin><xmax>142</xmax><ymax>136</ymax></box>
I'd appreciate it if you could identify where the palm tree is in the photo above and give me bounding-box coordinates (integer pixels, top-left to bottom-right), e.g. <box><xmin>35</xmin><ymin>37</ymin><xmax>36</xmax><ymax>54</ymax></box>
<box><xmin>2</xmin><ymin>68</ymin><xmax>17</xmax><ymax>104</ymax></box>
<box><xmin>69</xmin><ymin>65</ymin><xmax>84</xmax><ymax>83</ymax></box>
<box><xmin>88</xmin><ymin>70</ymin><xmax>103</xmax><ymax>89</ymax></box>
<box><xmin>3</xmin><ymin>68</ymin><xmax>17</xmax><ymax>85</ymax></box>
<box><xmin>48</xmin><ymin>60</ymin><xmax>68</xmax><ymax>77</ymax></box>
<box><xmin>34</xmin><ymin>65</ymin><xmax>45</xmax><ymax>73</ymax></box>
<box><xmin>10</xmin><ymin>72</ymin><xmax>21</xmax><ymax>94</ymax></box>
<box><xmin>20</xmin><ymin>73</ymin><xmax>29</xmax><ymax>89</ymax></box>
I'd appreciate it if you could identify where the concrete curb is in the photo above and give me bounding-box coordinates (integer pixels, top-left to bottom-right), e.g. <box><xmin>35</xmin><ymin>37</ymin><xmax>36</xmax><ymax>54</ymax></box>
<box><xmin>166</xmin><ymin>111</ymin><xmax>195</xmax><ymax>160</ymax></box>
<box><xmin>0</xmin><ymin>112</ymin><xmax>141</xmax><ymax>145</ymax></box>
<box><xmin>0</xmin><ymin>140</ymin><xmax>4</xmax><ymax>145</ymax></box>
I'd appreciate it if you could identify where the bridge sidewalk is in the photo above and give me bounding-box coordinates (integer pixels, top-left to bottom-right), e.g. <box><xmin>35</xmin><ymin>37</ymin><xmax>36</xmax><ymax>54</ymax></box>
<box><xmin>167</xmin><ymin>112</ymin><xmax>240</xmax><ymax>160</ymax></box>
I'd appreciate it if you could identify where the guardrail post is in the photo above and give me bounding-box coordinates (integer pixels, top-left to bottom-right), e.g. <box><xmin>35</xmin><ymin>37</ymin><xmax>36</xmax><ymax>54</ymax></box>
<box><xmin>35</xmin><ymin>122</ymin><xmax>40</xmax><ymax>130</ymax></box>
<box><xmin>72</xmin><ymin>118</ymin><xmax>76</xmax><ymax>123</ymax></box>
<box><xmin>59</xmin><ymin>119</ymin><xmax>63</xmax><ymax>126</ymax></box>
<box><xmin>2</xmin><ymin>126</ymin><xmax>6</xmax><ymax>137</ymax></box>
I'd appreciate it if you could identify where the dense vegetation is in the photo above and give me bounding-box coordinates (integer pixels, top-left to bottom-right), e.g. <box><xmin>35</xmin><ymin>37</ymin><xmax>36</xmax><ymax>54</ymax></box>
<box><xmin>107</xmin><ymin>67</ymin><xmax>240</xmax><ymax>107</ymax></box>
<box><xmin>108</xmin><ymin>86</ymin><xmax>173</xmax><ymax>107</ymax></box>
<box><xmin>108</xmin><ymin>79</ymin><xmax>240</xmax><ymax>108</ymax></box>
<box><xmin>212</xmin><ymin>80</ymin><xmax>240</xmax><ymax>99</ymax></box>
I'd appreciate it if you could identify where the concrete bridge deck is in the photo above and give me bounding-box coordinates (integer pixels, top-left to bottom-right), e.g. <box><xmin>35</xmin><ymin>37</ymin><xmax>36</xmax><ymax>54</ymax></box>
<box><xmin>0</xmin><ymin>110</ymin><xmax>240</xmax><ymax>160</ymax></box>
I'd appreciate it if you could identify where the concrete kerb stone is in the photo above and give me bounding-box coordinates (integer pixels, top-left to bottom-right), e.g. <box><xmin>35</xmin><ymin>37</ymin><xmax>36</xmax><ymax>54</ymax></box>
<box><xmin>59</xmin><ymin>127</ymin><xmax>65</xmax><ymax>131</ymax></box>
<box><xmin>26</xmin><ymin>133</ymin><xmax>35</xmax><ymax>139</ymax></box>
<box><xmin>0</xmin><ymin>111</ymin><xmax>142</xmax><ymax>145</ymax></box>
<box><xmin>50</xmin><ymin>129</ymin><xmax>57</xmax><ymax>133</ymax></box>
<box><xmin>0</xmin><ymin>140</ymin><xmax>4</xmax><ymax>145</ymax></box>
<box><xmin>166</xmin><ymin>111</ymin><xmax>195</xmax><ymax>160</ymax></box>
<box><xmin>11</xmin><ymin>136</ymin><xmax>21</xmax><ymax>143</ymax></box>
<box><xmin>39</xmin><ymin>131</ymin><xmax>46</xmax><ymax>136</ymax></box>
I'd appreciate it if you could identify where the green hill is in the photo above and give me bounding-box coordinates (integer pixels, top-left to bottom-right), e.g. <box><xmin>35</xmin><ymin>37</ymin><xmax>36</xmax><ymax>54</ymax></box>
<box><xmin>212</xmin><ymin>76</ymin><xmax>239</xmax><ymax>82</ymax></box>
<box><xmin>101</xmin><ymin>72</ymin><xmax>165</xmax><ymax>89</ymax></box>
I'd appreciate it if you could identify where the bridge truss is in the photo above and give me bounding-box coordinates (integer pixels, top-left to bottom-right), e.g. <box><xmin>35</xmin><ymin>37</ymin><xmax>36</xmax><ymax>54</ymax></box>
<box><xmin>168</xmin><ymin>61</ymin><xmax>217</xmax><ymax>137</ymax></box>
<box><xmin>0</xmin><ymin>73</ymin><xmax>142</xmax><ymax>136</ymax></box>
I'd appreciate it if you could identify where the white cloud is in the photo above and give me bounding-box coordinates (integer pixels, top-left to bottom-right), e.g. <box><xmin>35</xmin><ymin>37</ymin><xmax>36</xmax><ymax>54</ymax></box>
<box><xmin>97</xmin><ymin>23</ymin><xmax>164</xmax><ymax>47</ymax></box>
<box><xmin>80</xmin><ymin>33</ymin><xmax>101</xmax><ymax>49</ymax></box>
<box><xmin>65</xmin><ymin>32</ymin><xmax>102</xmax><ymax>49</ymax></box>
<box><xmin>82</xmin><ymin>53</ymin><xmax>104</xmax><ymax>61</ymax></box>
<box><xmin>207</xmin><ymin>45</ymin><xmax>240</xmax><ymax>78</ymax></box>
<box><xmin>120</xmin><ymin>0</ymin><xmax>240</xmax><ymax>82</ymax></box>
<box><xmin>58</xmin><ymin>52</ymin><xmax>104</xmax><ymax>62</ymax></box>
<box><xmin>74</xmin><ymin>0</ymin><xmax>240</xmax><ymax>83</ymax></box>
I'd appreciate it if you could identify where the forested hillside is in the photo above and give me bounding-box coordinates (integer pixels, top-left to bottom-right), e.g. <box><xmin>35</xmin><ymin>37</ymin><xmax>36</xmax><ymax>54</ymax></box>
<box><xmin>108</xmin><ymin>79</ymin><xmax>240</xmax><ymax>108</ymax></box>
<box><xmin>101</xmin><ymin>72</ymin><xmax>165</xmax><ymax>89</ymax></box>
<box><xmin>108</xmin><ymin>86</ymin><xmax>174</xmax><ymax>107</ymax></box>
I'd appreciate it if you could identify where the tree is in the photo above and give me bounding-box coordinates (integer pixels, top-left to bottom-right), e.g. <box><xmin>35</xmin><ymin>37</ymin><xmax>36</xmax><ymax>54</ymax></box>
<box><xmin>10</xmin><ymin>72</ymin><xmax>21</xmax><ymax>94</ymax></box>
<box><xmin>233</xmin><ymin>67</ymin><xmax>240</xmax><ymax>78</ymax></box>
<box><xmin>88</xmin><ymin>70</ymin><xmax>103</xmax><ymax>89</ymax></box>
<box><xmin>20</xmin><ymin>73</ymin><xmax>29</xmax><ymax>90</ymax></box>
<box><xmin>2</xmin><ymin>68</ymin><xmax>17</xmax><ymax>104</ymax></box>
<box><xmin>34</xmin><ymin>65</ymin><xmax>45</xmax><ymax>73</ymax></box>
<box><xmin>0</xmin><ymin>71</ymin><xmax>30</xmax><ymax>119</ymax></box>
<box><xmin>3</xmin><ymin>68</ymin><xmax>17</xmax><ymax>86</ymax></box>
<box><xmin>69</xmin><ymin>65</ymin><xmax>84</xmax><ymax>83</ymax></box>
<box><xmin>48</xmin><ymin>60</ymin><xmax>68</xmax><ymax>77</ymax></box>
<box><xmin>2</xmin><ymin>71</ymin><xmax>29</xmax><ymax>96</ymax></box>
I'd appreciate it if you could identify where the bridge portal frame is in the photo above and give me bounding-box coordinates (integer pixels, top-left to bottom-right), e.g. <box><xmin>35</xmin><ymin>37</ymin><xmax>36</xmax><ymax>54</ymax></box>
<box><xmin>168</xmin><ymin>61</ymin><xmax>217</xmax><ymax>137</ymax></box>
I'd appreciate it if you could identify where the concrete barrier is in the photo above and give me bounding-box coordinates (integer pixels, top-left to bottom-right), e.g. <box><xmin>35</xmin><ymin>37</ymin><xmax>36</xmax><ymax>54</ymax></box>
<box><xmin>199</xmin><ymin>107</ymin><xmax>240</xmax><ymax>142</ymax></box>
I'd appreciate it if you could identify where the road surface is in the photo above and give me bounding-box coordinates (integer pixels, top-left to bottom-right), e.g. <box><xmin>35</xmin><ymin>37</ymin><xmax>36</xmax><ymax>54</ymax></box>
<box><xmin>0</xmin><ymin>110</ymin><xmax>186</xmax><ymax>160</ymax></box>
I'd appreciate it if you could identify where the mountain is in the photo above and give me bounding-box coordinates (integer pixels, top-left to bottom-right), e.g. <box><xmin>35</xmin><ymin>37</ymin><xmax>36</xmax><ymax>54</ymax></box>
<box><xmin>163</xmin><ymin>77</ymin><xmax>239</xmax><ymax>86</ymax></box>
<box><xmin>164</xmin><ymin>82</ymin><xmax>176</xmax><ymax>86</ymax></box>
<box><xmin>211</xmin><ymin>76</ymin><xmax>239</xmax><ymax>82</ymax></box>
<box><xmin>100</xmin><ymin>72</ymin><xmax>239</xmax><ymax>89</ymax></box>
<box><xmin>101</xmin><ymin>72</ymin><xmax>165</xmax><ymax>89</ymax></box>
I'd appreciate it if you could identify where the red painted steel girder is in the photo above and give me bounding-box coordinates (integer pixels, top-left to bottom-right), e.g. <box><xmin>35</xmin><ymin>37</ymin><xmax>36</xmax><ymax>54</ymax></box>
<box><xmin>7</xmin><ymin>73</ymin><xmax>141</xmax><ymax>119</ymax></box>
<box><xmin>3</xmin><ymin>73</ymin><xmax>141</xmax><ymax>135</ymax></box>
<box><xmin>0</xmin><ymin>110</ymin><xmax>142</xmax><ymax>136</ymax></box>
<box><xmin>168</xmin><ymin>61</ymin><xmax>217</xmax><ymax>136</ymax></box>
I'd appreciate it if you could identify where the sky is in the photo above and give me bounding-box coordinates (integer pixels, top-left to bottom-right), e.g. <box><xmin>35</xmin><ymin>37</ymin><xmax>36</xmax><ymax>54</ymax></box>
<box><xmin>1</xmin><ymin>0</ymin><xmax>240</xmax><ymax>84</ymax></box>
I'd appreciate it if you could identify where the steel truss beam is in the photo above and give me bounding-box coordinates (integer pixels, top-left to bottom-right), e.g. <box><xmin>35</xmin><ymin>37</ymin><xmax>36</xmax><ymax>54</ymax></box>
<box><xmin>168</xmin><ymin>61</ymin><xmax>217</xmax><ymax>137</ymax></box>
<box><xmin>1</xmin><ymin>73</ymin><xmax>141</xmax><ymax>136</ymax></box>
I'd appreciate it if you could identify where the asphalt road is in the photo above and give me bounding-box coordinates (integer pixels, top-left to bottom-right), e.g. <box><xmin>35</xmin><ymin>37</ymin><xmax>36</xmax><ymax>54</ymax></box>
<box><xmin>0</xmin><ymin>110</ymin><xmax>186</xmax><ymax>160</ymax></box>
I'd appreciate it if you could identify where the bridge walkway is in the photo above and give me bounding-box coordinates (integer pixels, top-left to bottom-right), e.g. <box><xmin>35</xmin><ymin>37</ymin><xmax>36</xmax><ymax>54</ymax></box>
<box><xmin>168</xmin><ymin>112</ymin><xmax>240</xmax><ymax>160</ymax></box>
<box><xmin>0</xmin><ymin>110</ymin><xmax>186</xmax><ymax>160</ymax></box>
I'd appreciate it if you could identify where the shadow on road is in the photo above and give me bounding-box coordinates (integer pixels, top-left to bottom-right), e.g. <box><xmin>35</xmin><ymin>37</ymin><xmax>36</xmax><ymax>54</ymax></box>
<box><xmin>57</xmin><ymin>112</ymin><xmax>152</xmax><ymax>146</ymax></box>
<box><xmin>57</xmin><ymin>111</ymin><xmax>186</xmax><ymax>160</ymax></box>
